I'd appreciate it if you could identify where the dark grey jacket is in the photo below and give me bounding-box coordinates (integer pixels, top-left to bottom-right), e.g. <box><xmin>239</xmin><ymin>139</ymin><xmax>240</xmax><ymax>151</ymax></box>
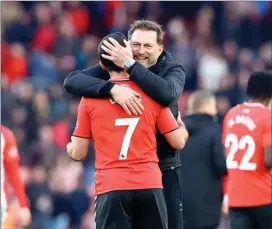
<box><xmin>181</xmin><ymin>114</ymin><xmax>227</xmax><ymax>228</ymax></box>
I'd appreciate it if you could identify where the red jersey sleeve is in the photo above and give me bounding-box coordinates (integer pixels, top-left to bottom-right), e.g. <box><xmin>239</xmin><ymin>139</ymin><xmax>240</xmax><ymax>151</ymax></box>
<box><xmin>156</xmin><ymin>107</ymin><xmax>179</xmax><ymax>134</ymax></box>
<box><xmin>3</xmin><ymin>128</ymin><xmax>20</xmax><ymax>163</ymax></box>
<box><xmin>73</xmin><ymin>98</ymin><xmax>92</xmax><ymax>139</ymax></box>
<box><xmin>3</xmin><ymin>127</ymin><xmax>29</xmax><ymax>207</ymax></box>
<box><xmin>262</xmin><ymin>110</ymin><xmax>271</xmax><ymax>147</ymax></box>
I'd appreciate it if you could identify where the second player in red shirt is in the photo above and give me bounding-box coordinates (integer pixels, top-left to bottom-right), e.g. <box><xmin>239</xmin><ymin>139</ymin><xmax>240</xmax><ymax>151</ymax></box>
<box><xmin>222</xmin><ymin>71</ymin><xmax>272</xmax><ymax>229</ymax></box>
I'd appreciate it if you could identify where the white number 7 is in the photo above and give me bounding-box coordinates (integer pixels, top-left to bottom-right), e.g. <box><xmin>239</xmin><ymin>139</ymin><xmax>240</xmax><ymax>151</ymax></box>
<box><xmin>115</xmin><ymin>118</ymin><xmax>140</xmax><ymax>160</ymax></box>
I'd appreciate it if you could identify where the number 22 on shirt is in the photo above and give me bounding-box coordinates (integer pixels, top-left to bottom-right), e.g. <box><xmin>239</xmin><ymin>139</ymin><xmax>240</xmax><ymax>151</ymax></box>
<box><xmin>225</xmin><ymin>133</ymin><xmax>256</xmax><ymax>171</ymax></box>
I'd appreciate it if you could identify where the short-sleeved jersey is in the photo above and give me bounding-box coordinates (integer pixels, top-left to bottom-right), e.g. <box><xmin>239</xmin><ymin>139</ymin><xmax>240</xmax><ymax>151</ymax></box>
<box><xmin>74</xmin><ymin>80</ymin><xmax>179</xmax><ymax>195</ymax></box>
<box><xmin>222</xmin><ymin>102</ymin><xmax>272</xmax><ymax>207</ymax></box>
<box><xmin>1</xmin><ymin>125</ymin><xmax>28</xmax><ymax>209</ymax></box>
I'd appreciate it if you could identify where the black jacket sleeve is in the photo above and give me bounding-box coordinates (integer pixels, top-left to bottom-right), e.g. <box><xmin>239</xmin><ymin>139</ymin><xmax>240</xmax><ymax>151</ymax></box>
<box><xmin>211</xmin><ymin>127</ymin><xmax>228</xmax><ymax>177</ymax></box>
<box><xmin>128</xmin><ymin>62</ymin><xmax>186</xmax><ymax>106</ymax></box>
<box><xmin>63</xmin><ymin>64</ymin><xmax>113</xmax><ymax>98</ymax></box>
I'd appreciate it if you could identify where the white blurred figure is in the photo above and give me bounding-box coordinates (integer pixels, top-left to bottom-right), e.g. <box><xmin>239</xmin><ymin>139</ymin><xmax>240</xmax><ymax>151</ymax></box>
<box><xmin>1</xmin><ymin>125</ymin><xmax>31</xmax><ymax>229</ymax></box>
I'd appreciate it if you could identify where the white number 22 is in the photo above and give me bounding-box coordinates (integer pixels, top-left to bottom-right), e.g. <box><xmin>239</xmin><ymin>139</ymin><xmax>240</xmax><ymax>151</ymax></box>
<box><xmin>225</xmin><ymin>134</ymin><xmax>256</xmax><ymax>170</ymax></box>
<box><xmin>115</xmin><ymin>118</ymin><xmax>140</xmax><ymax>160</ymax></box>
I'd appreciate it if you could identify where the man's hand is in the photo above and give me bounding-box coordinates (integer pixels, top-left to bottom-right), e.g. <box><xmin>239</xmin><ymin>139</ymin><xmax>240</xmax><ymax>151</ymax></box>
<box><xmin>221</xmin><ymin>195</ymin><xmax>229</xmax><ymax>216</ymax></box>
<box><xmin>66</xmin><ymin>142</ymin><xmax>74</xmax><ymax>158</ymax></box>
<box><xmin>177</xmin><ymin>111</ymin><xmax>183</xmax><ymax>127</ymax></box>
<box><xmin>17</xmin><ymin>207</ymin><xmax>31</xmax><ymax>227</ymax></box>
<box><xmin>101</xmin><ymin>38</ymin><xmax>133</xmax><ymax>68</ymax></box>
<box><xmin>177</xmin><ymin>111</ymin><xmax>189</xmax><ymax>142</ymax></box>
<box><xmin>110</xmin><ymin>85</ymin><xmax>144</xmax><ymax>116</ymax></box>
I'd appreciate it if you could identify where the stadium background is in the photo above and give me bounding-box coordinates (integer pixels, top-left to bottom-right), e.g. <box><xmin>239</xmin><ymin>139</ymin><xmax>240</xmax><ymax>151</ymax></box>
<box><xmin>1</xmin><ymin>1</ymin><xmax>271</xmax><ymax>229</ymax></box>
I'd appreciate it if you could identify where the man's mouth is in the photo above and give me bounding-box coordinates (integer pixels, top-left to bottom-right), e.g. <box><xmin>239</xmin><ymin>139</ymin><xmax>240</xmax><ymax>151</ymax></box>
<box><xmin>135</xmin><ymin>57</ymin><xmax>148</xmax><ymax>61</ymax></box>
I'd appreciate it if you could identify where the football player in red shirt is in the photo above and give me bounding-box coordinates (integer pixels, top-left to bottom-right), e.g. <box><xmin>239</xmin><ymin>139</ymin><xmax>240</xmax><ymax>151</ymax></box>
<box><xmin>1</xmin><ymin>125</ymin><xmax>31</xmax><ymax>229</ymax></box>
<box><xmin>66</xmin><ymin>32</ymin><xmax>188</xmax><ymax>229</ymax></box>
<box><xmin>222</xmin><ymin>71</ymin><xmax>272</xmax><ymax>229</ymax></box>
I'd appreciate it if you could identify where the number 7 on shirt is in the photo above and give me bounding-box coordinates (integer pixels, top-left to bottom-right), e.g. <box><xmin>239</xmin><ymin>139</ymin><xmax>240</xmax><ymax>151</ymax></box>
<box><xmin>115</xmin><ymin>118</ymin><xmax>140</xmax><ymax>160</ymax></box>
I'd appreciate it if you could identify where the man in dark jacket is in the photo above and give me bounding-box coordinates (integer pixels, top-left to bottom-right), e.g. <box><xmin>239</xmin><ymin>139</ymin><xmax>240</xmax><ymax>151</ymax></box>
<box><xmin>64</xmin><ymin>20</ymin><xmax>186</xmax><ymax>229</ymax></box>
<box><xmin>181</xmin><ymin>90</ymin><xmax>228</xmax><ymax>229</ymax></box>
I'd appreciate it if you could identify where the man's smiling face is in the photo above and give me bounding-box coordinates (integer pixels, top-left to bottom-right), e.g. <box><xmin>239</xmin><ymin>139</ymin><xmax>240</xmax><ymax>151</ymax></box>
<box><xmin>130</xmin><ymin>29</ymin><xmax>163</xmax><ymax>68</ymax></box>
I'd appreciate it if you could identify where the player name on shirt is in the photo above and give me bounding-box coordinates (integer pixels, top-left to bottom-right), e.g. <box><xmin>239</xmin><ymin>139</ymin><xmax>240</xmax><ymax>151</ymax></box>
<box><xmin>227</xmin><ymin>114</ymin><xmax>256</xmax><ymax>131</ymax></box>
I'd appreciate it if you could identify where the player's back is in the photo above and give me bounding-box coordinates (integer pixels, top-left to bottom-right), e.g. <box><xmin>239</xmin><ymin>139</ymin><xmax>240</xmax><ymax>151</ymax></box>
<box><xmin>83</xmin><ymin>80</ymin><xmax>167</xmax><ymax>195</ymax></box>
<box><xmin>223</xmin><ymin>102</ymin><xmax>272</xmax><ymax>207</ymax></box>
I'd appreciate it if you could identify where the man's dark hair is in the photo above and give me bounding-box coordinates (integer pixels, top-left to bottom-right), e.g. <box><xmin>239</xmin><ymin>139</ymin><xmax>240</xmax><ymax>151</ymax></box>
<box><xmin>98</xmin><ymin>32</ymin><xmax>127</xmax><ymax>72</ymax></box>
<box><xmin>246</xmin><ymin>71</ymin><xmax>272</xmax><ymax>100</ymax></box>
<box><xmin>128</xmin><ymin>20</ymin><xmax>165</xmax><ymax>45</ymax></box>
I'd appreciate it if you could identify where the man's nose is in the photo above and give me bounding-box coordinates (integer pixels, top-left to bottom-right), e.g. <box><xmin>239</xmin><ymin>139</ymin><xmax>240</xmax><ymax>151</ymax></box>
<box><xmin>138</xmin><ymin>46</ymin><xmax>145</xmax><ymax>55</ymax></box>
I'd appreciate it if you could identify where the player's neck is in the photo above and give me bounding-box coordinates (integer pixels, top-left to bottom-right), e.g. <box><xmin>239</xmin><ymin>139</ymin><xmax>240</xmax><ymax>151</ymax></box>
<box><xmin>250</xmin><ymin>99</ymin><xmax>270</xmax><ymax>107</ymax></box>
<box><xmin>109</xmin><ymin>71</ymin><xmax>129</xmax><ymax>81</ymax></box>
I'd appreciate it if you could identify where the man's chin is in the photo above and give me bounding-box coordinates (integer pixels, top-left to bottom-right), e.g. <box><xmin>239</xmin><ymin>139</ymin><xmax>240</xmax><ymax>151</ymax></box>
<box><xmin>136</xmin><ymin>59</ymin><xmax>148</xmax><ymax>67</ymax></box>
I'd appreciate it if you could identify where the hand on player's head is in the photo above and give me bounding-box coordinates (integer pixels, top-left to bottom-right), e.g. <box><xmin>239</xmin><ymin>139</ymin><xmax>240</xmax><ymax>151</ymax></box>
<box><xmin>110</xmin><ymin>85</ymin><xmax>144</xmax><ymax>116</ymax></box>
<box><xmin>98</xmin><ymin>33</ymin><xmax>133</xmax><ymax>70</ymax></box>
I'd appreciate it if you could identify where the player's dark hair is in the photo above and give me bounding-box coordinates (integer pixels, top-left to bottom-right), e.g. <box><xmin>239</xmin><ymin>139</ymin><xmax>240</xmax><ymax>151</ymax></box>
<box><xmin>98</xmin><ymin>32</ymin><xmax>127</xmax><ymax>73</ymax></box>
<box><xmin>246</xmin><ymin>71</ymin><xmax>272</xmax><ymax>100</ymax></box>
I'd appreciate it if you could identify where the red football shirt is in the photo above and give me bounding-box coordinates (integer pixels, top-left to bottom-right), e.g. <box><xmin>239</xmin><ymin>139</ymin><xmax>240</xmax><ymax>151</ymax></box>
<box><xmin>222</xmin><ymin>102</ymin><xmax>272</xmax><ymax>207</ymax></box>
<box><xmin>73</xmin><ymin>80</ymin><xmax>179</xmax><ymax>195</ymax></box>
<box><xmin>1</xmin><ymin>125</ymin><xmax>29</xmax><ymax>210</ymax></box>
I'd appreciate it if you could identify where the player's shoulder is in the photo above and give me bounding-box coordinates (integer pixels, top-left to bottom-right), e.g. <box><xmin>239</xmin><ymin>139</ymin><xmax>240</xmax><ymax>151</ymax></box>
<box><xmin>226</xmin><ymin>102</ymin><xmax>269</xmax><ymax>116</ymax></box>
<box><xmin>115</xmin><ymin>80</ymin><xmax>158</xmax><ymax>103</ymax></box>
<box><xmin>259</xmin><ymin>106</ymin><xmax>271</xmax><ymax>123</ymax></box>
<box><xmin>226</xmin><ymin>103</ymin><xmax>271</xmax><ymax>128</ymax></box>
<box><xmin>115</xmin><ymin>80</ymin><xmax>141</xmax><ymax>93</ymax></box>
<box><xmin>81</xmin><ymin>96</ymin><xmax>98</xmax><ymax>107</ymax></box>
<box><xmin>243</xmin><ymin>102</ymin><xmax>271</xmax><ymax>118</ymax></box>
<box><xmin>257</xmin><ymin>105</ymin><xmax>271</xmax><ymax>114</ymax></box>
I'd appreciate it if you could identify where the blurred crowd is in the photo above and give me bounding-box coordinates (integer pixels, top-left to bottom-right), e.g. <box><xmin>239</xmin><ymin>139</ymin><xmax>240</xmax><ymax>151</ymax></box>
<box><xmin>1</xmin><ymin>1</ymin><xmax>271</xmax><ymax>228</ymax></box>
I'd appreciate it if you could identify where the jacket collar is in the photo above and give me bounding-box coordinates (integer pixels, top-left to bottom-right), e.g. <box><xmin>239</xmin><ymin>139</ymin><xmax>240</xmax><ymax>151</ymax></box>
<box><xmin>149</xmin><ymin>50</ymin><xmax>172</xmax><ymax>73</ymax></box>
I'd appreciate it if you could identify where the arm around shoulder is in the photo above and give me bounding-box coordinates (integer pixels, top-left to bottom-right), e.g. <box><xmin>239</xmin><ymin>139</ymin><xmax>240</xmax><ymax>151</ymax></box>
<box><xmin>63</xmin><ymin>64</ymin><xmax>114</xmax><ymax>98</ymax></box>
<box><xmin>128</xmin><ymin>62</ymin><xmax>186</xmax><ymax>106</ymax></box>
